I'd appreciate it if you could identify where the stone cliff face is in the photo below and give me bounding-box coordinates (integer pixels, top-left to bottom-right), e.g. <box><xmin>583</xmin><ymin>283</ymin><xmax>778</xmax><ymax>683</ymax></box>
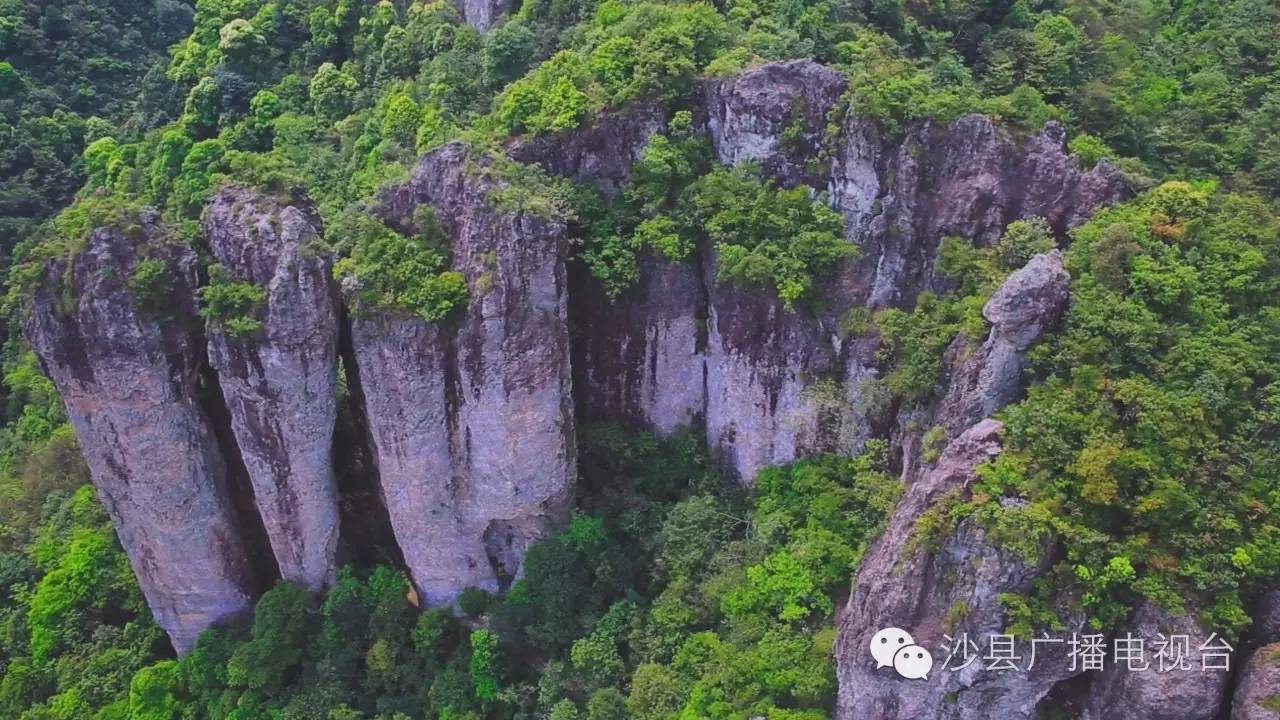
<box><xmin>508</xmin><ymin>104</ymin><xmax>668</xmax><ymax>195</ymax></box>
<box><xmin>1081</xmin><ymin>604</ymin><xmax>1230</xmax><ymax>720</ymax></box>
<box><xmin>23</xmin><ymin>60</ymin><xmax>1133</xmax><ymax>661</ymax></box>
<box><xmin>563</xmin><ymin>60</ymin><xmax>1127</xmax><ymax>483</ymax></box>
<box><xmin>457</xmin><ymin>0</ymin><xmax>510</xmax><ymax>32</ymax></box>
<box><xmin>1230</xmin><ymin>589</ymin><xmax>1280</xmax><ymax>719</ymax></box>
<box><xmin>204</xmin><ymin>187</ymin><xmax>342</xmax><ymax>591</ymax></box>
<box><xmin>703</xmin><ymin>60</ymin><xmax>846</xmax><ymax>187</ymax></box>
<box><xmin>354</xmin><ymin>143</ymin><xmax>575</xmax><ymax>603</ymax></box>
<box><xmin>833</xmin><ymin>252</ymin><xmax>1073</xmax><ymax>720</ymax></box>
<box><xmin>835</xmin><ymin>419</ymin><xmax>1083</xmax><ymax>720</ymax></box>
<box><xmin>23</xmin><ymin>217</ymin><xmax>259</xmax><ymax>654</ymax></box>
<box><xmin>1234</xmin><ymin>644</ymin><xmax>1280</xmax><ymax>719</ymax></box>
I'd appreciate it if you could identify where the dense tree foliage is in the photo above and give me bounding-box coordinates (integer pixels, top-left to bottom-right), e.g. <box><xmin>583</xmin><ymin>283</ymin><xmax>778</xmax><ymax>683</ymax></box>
<box><xmin>967</xmin><ymin>185</ymin><xmax>1280</xmax><ymax>636</ymax></box>
<box><xmin>0</xmin><ymin>425</ymin><xmax>899</xmax><ymax>719</ymax></box>
<box><xmin>0</xmin><ymin>0</ymin><xmax>191</xmax><ymax>257</ymax></box>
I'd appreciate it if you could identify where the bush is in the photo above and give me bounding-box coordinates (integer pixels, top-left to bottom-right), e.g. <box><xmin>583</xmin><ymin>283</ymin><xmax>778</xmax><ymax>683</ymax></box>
<box><xmin>694</xmin><ymin>166</ymin><xmax>853</xmax><ymax>307</ymax></box>
<box><xmin>1068</xmin><ymin>133</ymin><xmax>1115</xmax><ymax>168</ymax></box>
<box><xmin>332</xmin><ymin>212</ymin><xmax>468</xmax><ymax>322</ymax></box>
<box><xmin>197</xmin><ymin>264</ymin><xmax>266</xmax><ymax>337</ymax></box>
<box><xmin>994</xmin><ymin>217</ymin><xmax>1055</xmax><ymax>270</ymax></box>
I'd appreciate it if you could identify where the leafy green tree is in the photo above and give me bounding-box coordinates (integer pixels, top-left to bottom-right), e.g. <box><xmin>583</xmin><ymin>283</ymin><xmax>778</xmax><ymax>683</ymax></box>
<box><xmin>310</xmin><ymin>62</ymin><xmax>358</xmax><ymax>122</ymax></box>
<box><xmin>693</xmin><ymin>166</ymin><xmax>853</xmax><ymax>306</ymax></box>
<box><xmin>226</xmin><ymin>583</ymin><xmax>312</xmax><ymax>694</ymax></box>
<box><xmin>468</xmin><ymin>629</ymin><xmax>501</xmax><ymax>701</ymax></box>
<box><xmin>994</xmin><ymin>217</ymin><xmax>1055</xmax><ymax>270</ymax></box>
<box><xmin>127</xmin><ymin>661</ymin><xmax>184</xmax><ymax>720</ymax></box>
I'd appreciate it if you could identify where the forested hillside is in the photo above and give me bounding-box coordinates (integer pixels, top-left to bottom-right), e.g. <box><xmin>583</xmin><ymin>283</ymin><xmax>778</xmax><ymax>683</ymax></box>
<box><xmin>2</xmin><ymin>1</ymin><xmax>1280</xmax><ymax>719</ymax></box>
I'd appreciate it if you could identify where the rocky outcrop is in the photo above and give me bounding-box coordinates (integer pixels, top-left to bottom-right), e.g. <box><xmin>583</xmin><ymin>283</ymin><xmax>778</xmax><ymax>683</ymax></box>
<box><xmin>507</xmin><ymin>104</ymin><xmax>668</xmax><ymax>195</ymax></box>
<box><xmin>1082</xmin><ymin>604</ymin><xmax>1232</xmax><ymax>720</ymax></box>
<box><xmin>203</xmin><ymin>187</ymin><xmax>342</xmax><ymax>591</ymax></box>
<box><xmin>562</xmin><ymin>60</ymin><xmax>1127</xmax><ymax>483</ymax></box>
<box><xmin>1231</xmin><ymin>587</ymin><xmax>1280</xmax><ymax>719</ymax></box>
<box><xmin>833</xmin><ymin>249</ymin><xmax>1077</xmax><ymax>718</ymax></box>
<box><xmin>457</xmin><ymin>0</ymin><xmax>510</xmax><ymax>32</ymax></box>
<box><xmin>935</xmin><ymin>251</ymin><xmax>1071</xmax><ymax>437</ymax></box>
<box><xmin>702</xmin><ymin>60</ymin><xmax>847</xmax><ymax>187</ymax></box>
<box><xmin>355</xmin><ymin>143</ymin><xmax>575</xmax><ymax>603</ymax></box>
<box><xmin>20</xmin><ymin>60</ymin><xmax>1132</xmax><ymax>655</ymax></box>
<box><xmin>1235</xmin><ymin>644</ymin><xmax>1280</xmax><ymax>719</ymax></box>
<box><xmin>839</xmin><ymin>116</ymin><xmax>1127</xmax><ymax>310</ymax></box>
<box><xmin>835</xmin><ymin>420</ymin><xmax>1079</xmax><ymax>719</ymax></box>
<box><xmin>22</xmin><ymin>217</ymin><xmax>258</xmax><ymax>654</ymax></box>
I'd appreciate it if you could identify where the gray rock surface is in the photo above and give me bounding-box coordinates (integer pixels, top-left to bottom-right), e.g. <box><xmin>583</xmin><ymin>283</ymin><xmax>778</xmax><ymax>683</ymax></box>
<box><xmin>23</xmin><ymin>217</ymin><xmax>257</xmax><ymax>654</ymax></box>
<box><xmin>702</xmin><ymin>59</ymin><xmax>847</xmax><ymax>186</ymax></box>
<box><xmin>935</xmin><ymin>251</ymin><xmax>1071</xmax><ymax>437</ymax></box>
<box><xmin>574</xmin><ymin>255</ymin><xmax>708</xmax><ymax>435</ymax></box>
<box><xmin>1235</xmin><ymin>644</ymin><xmax>1280</xmax><ymax>719</ymax></box>
<box><xmin>1082</xmin><ymin>603</ymin><xmax>1232</xmax><ymax>720</ymax></box>
<box><xmin>832</xmin><ymin>251</ymin><xmax>1076</xmax><ymax>718</ymax></box>
<box><xmin>507</xmin><ymin>104</ymin><xmax>668</xmax><ymax>195</ymax></box>
<box><xmin>701</xmin><ymin>250</ymin><xmax>840</xmax><ymax>482</ymax></box>
<box><xmin>357</xmin><ymin>143</ymin><xmax>575</xmax><ymax>603</ymax></box>
<box><xmin>458</xmin><ymin>0</ymin><xmax>510</xmax><ymax>32</ymax></box>
<box><xmin>565</xmin><ymin>61</ymin><xmax>1126</xmax><ymax>483</ymax></box>
<box><xmin>835</xmin><ymin>420</ymin><xmax>1079</xmax><ymax>719</ymax></box>
<box><xmin>204</xmin><ymin>187</ymin><xmax>342</xmax><ymax>591</ymax></box>
<box><xmin>837</xmin><ymin>115</ymin><xmax>1128</xmax><ymax>310</ymax></box>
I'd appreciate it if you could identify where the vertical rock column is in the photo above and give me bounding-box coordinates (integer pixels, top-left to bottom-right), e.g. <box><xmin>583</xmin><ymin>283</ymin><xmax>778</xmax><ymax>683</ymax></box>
<box><xmin>203</xmin><ymin>187</ymin><xmax>342</xmax><ymax>591</ymax></box>
<box><xmin>834</xmin><ymin>253</ymin><xmax>1074</xmax><ymax>719</ymax></box>
<box><xmin>23</xmin><ymin>218</ymin><xmax>257</xmax><ymax>654</ymax></box>
<box><xmin>354</xmin><ymin>142</ymin><xmax>575</xmax><ymax>604</ymax></box>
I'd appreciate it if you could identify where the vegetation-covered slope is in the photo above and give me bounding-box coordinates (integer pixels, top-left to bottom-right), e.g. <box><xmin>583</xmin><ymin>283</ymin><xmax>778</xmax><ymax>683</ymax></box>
<box><xmin>2</xmin><ymin>1</ymin><xmax>1280</xmax><ymax>719</ymax></box>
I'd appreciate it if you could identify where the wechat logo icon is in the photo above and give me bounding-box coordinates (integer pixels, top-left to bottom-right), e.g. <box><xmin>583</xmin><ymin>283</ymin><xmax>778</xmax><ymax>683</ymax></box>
<box><xmin>870</xmin><ymin>627</ymin><xmax>934</xmax><ymax>680</ymax></box>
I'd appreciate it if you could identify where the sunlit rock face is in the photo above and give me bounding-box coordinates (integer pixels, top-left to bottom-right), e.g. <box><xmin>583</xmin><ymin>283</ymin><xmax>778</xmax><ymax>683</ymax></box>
<box><xmin>21</xmin><ymin>59</ymin><xmax>1133</xmax><ymax>658</ymax></box>
<box><xmin>563</xmin><ymin>60</ymin><xmax>1126</xmax><ymax>484</ymax></box>
<box><xmin>23</xmin><ymin>217</ymin><xmax>258</xmax><ymax>654</ymax></box>
<box><xmin>458</xmin><ymin>0</ymin><xmax>511</xmax><ymax>32</ymax></box>
<box><xmin>356</xmin><ymin>142</ymin><xmax>575</xmax><ymax>604</ymax></box>
<box><xmin>835</xmin><ymin>419</ymin><xmax>1084</xmax><ymax>720</ymax></box>
<box><xmin>204</xmin><ymin>186</ymin><xmax>343</xmax><ymax>592</ymax></box>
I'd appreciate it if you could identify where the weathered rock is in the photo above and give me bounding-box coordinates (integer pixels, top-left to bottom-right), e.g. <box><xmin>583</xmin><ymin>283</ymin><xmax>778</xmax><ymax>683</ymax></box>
<box><xmin>204</xmin><ymin>187</ymin><xmax>342</xmax><ymax>591</ymax></box>
<box><xmin>350</xmin><ymin>316</ymin><xmax>495</xmax><ymax>600</ymax></box>
<box><xmin>556</xmin><ymin>61</ymin><xmax>1126</xmax><ymax>485</ymax></box>
<box><xmin>1254</xmin><ymin>589</ymin><xmax>1280</xmax><ymax>644</ymax></box>
<box><xmin>1234</xmin><ymin>644</ymin><xmax>1280</xmax><ymax>719</ymax></box>
<box><xmin>1082</xmin><ymin>603</ymin><xmax>1232</xmax><ymax>720</ymax></box>
<box><xmin>935</xmin><ymin>251</ymin><xmax>1071</xmax><ymax>437</ymax></box>
<box><xmin>507</xmin><ymin>104</ymin><xmax>668</xmax><ymax>195</ymax></box>
<box><xmin>702</xmin><ymin>59</ymin><xmax>848</xmax><ymax>186</ymax></box>
<box><xmin>573</xmin><ymin>255</ymin><xmax>708</xmax><ymax>434</ymax></box>
<box><xmin>457</xmin><ymin>0</ymin><xmax>509</xmax><ymax>32</ymax></box>
<box><xmin>22</xmin><ymin>217</ymin><xmax>257</xmax><ymax>654</ymax></box>
<box><xmin>833</xmin><ymin>253</ymin><xmax>1078</xmax><ymax>718</ymax></box>
<box><xmin>828</xmin><ymin>114</ymin><xmax>884</xmax><ymax>251</ymax></box>
<box><xmin>356</xmin><ymin>143</ymin><xmax>575</xmax><ymax>603</ymax></box>
<box><xmin>701</xmin><ymin>251</ymin><xmax>841</xmax><ymax>482</ymax></box>
<box><xmin>846</xmin><ymin>116</ymin><xmax>1128</xmax><ymax>310</ymax></box>
<box><xmin>835</xmin><ymin>420</ymin><xmax>1078</xmax><ymax>719</ymax></box>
